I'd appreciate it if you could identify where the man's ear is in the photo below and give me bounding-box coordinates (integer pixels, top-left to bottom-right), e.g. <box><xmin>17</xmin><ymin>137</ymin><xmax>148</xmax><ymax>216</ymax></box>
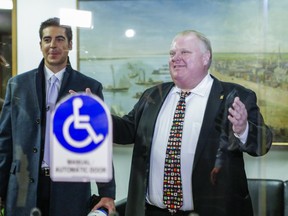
<box><xmin>203</xmin><ymin>51</ymin><xmax>211</xmax><ymax>66</ymax></box>
<box><xmin>69</xmin><ymin>41</ymin><xmax>73</xmax><ymax>50</ymax></box>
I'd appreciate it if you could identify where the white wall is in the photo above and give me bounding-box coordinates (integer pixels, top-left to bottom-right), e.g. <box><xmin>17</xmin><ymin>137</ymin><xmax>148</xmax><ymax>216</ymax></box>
<box><xmin>17</xmin><ymin>0</ymin><xmax>288</xmax><ymax>203</ymax></box>
<box><xmin>244</xmin><ymin>146</ymin><xmax>288</xmax><ymax>180</ymax></box>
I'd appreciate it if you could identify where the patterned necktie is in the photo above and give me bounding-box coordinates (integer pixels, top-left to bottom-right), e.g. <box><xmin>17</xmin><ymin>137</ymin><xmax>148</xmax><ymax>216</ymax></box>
<box><xmin>43</xmin><ymin>75</ymin><xmax>59</xmax><ymax>167</ymax></box>
<box><xmin>163</xmin><ymin>91</ymin><xmax>191</xmax><ymax>213</ymax></box>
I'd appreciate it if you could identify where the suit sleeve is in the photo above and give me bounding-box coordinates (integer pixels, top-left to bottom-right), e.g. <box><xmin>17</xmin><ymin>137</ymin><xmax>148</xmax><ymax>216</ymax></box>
<box><xmin>91</xmin><ymin>80</ymin><xmax>116</xmax><ymax>199</ymax></box>
<box><xmin>96</xmin><ymin>165</ymin><xmax>116</xmax><ymax>199</ymax></box>
<box><xmin>238</xmin><ymin>90</ymin><xmax>272</xmax><ymax>156</ymax></box>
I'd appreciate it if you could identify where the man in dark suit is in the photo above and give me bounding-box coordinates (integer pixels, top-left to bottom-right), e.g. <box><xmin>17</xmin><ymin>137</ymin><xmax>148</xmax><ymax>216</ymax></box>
<box><xmin>112</xmin><ymin>30</ymin><xmax>273</xmax><ymax>216</ymax></box>
<box><xmin>0</xmin><ymin>17</ymin><xmax>115</xmax><ymax>216</ymax></box>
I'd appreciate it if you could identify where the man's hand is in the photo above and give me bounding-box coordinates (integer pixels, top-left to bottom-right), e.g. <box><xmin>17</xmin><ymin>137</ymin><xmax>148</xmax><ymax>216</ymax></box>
<box><xmin>68</xmin><ymin>88</ymin><xmax>92</xmax><ymax>95</ymax></box>
<box><xmin>227</xmin><ymin>97</ymin><xmax>248</xmax><ymax>135</ymax></box>
<box><xmin>91</xmin><ymin>197</ymin><xmax>116</xmax><ymax>215</ymax></box>
<box><xmin>210</xmin><ymin>167</ymin><xmax>221</xmax><ymax>186</ymax></box>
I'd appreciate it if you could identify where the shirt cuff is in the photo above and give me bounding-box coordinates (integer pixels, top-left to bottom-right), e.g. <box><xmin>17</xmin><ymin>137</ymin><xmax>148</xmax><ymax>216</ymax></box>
<box><xmin>234</xmin><ymin>122</ymin><xmax>249</xmax><ymax>144</ymax></box>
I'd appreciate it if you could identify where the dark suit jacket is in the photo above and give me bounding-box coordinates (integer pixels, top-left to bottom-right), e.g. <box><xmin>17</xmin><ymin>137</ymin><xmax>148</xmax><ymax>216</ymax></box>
<box><xmin>0</xmin><ymin>59</ymin><xmax>115</xmax><ymax>216</ymax></box>
<box><xmin>113</xmin><ymin>75</ymin><xmax>272</xmax><ymax>216</ymax></box>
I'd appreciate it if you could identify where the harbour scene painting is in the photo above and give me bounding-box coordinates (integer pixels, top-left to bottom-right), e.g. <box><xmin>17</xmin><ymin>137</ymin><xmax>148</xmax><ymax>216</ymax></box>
<box><xmin>78</xmin><ymin>0</ymin><xmax>288</xmax><ymax>144</ymax></box>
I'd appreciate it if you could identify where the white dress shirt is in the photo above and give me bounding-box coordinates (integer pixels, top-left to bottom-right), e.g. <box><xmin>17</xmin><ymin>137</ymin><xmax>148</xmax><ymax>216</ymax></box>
<box><xmin>146</xmin><ymin>73</ymin><xmax>214</xmax><ymax>211</ymax></box>
<box><xmin>42</xmin><ymin>66</ymin><xmax>65</xmax><ymax>168</ymax></box>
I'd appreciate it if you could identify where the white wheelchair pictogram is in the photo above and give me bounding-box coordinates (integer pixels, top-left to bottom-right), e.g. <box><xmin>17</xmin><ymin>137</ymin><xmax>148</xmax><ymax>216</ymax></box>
<box><xmin>63</xmin><ymin>97</ymin><xmax>104</xmax><ymax>148</ymax></box>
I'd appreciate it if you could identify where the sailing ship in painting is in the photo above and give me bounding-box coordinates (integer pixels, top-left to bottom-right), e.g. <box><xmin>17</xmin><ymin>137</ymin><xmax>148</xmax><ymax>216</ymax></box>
<box><xmin>104</xmin><ymin>65</ymin><xmax>131</xmax><ymax>92</ymax></box>
<box><xmin>132</xmin><ymin>91</ymin><xmax>143</xmax><ymax>99</ymax></box>
<box><xmin>127</xmin><ymin>63</ymin><xmax>139</xmax><ymax>78</ymax></box>
<box><xmin>152</xmin><ymin>64</ymin><xmax>169</xmax><ymax>75</ymax></box>
<box><xmin>136</xmin><ymin>69</ymin><xmax>163</xmax><ymax>86</ymax></box>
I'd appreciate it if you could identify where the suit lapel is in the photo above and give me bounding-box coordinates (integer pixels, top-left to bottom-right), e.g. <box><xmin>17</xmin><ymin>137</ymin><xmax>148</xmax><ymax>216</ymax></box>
<box><xmin>148</xmin><ymin>83</ymin><xmax>174</xmax><ymax>120</ymax></box>
<box><xmin>193</xmin><ymin>78</ymin><xmax>224</xmax><ymax>169</ymax></box>
<box><xmin>35</xmin><ymin>66</ymin><xmax>45</xmax><ymax>113</ymax></box>
<box><xmin>141</xmin><ymin>83</ymin><xmax>174</xmax><ymax>149</ymax></box>
<box><xmin>58</xmin><ymin>68</ymin><xmax>71</xmax><ymax>100</ymax></box>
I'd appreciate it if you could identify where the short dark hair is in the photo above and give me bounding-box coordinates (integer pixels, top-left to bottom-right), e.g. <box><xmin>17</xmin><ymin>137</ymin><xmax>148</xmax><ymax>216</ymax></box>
<box><xmin>39</xmin><ymin>17</ymin><xmax>73</xmax><ymax>42</ymax></box>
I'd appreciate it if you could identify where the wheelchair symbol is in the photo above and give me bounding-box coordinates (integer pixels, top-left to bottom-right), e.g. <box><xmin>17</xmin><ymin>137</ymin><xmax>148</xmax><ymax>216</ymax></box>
<box><xmin>53</xmin><ymin>94</ymin><xmax>109</xmax><ymax>153</ymax></box>
<box><xmin>63</xmin><ymin>98</ymin><xmax>104</xmax><ymax>148</ymax></box>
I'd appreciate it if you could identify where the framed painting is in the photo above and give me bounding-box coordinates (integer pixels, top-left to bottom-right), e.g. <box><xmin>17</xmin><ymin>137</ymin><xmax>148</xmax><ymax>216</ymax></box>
<box><xmin>78</xmin><ymin>0</ymin><xmax>288</xmax><ymax>145</ymax></box>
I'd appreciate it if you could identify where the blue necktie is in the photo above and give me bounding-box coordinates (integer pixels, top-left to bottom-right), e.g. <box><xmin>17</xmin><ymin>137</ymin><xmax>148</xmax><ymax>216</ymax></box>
<box><xmin>43</xmin><ymin>75</ymin><xmax>59</xmax><ymax>167</ymax></box>
<box><xmin>163</xmin><ymin>91</ymin><xmax>190</xmax><ymax>213</ymax></box>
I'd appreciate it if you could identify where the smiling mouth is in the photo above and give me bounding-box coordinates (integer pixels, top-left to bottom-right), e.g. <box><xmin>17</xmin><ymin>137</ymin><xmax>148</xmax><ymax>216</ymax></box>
<box><xmin>48</xmin><ymin>52</ymin><xmax>60</xmax><ymax>58</ymax></box>
<box><xmin>173</xmin><ymin>65</ymin><xmax>185</xmax><ymax>68</ymax></box>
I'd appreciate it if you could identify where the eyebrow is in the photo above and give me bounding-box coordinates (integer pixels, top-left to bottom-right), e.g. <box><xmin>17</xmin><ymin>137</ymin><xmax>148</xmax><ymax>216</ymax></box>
<box><xmin>170</xmin><ymin>48</ymin><xmax>192</xmax><ymax>52</ymax></box>
<box><xmin>43</xmin><ymin>35</ymin><xmax>66</xmax><ymax>40</ymax></box>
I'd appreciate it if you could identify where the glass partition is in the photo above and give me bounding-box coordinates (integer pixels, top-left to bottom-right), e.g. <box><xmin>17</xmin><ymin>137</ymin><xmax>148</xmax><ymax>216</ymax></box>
<box><xmin>0</xmin><ymin>1</ymin><xmax>287</xmax><ymax>215</ymax></box>
<box><xmin>78</xmin><ymin>0</ymin><xmax>288</xmax><ymax>145</ymax></box>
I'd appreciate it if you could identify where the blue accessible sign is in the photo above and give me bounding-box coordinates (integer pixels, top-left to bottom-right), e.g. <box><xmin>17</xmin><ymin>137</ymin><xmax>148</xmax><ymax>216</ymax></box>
<box><xmin>50</xmin><ymin>93</ymin><xmax>112</xmax><ymax>182</ymax></box>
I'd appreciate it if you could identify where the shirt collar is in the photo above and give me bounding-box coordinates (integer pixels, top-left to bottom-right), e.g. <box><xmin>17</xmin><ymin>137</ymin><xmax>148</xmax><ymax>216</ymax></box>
<box><xmin>44</xmin><ymin>65</ymin><xmax>65</xmax><ymax>82</ymax></box>
<box><xmin>191</xmin><ymin>73</ymin><xmax>213</xmax><ymax>97</ymax></box>
<box><xmin>173</xmin><ymin>73</ymin><xmax>213</xmax><ymax>97</ymax></box>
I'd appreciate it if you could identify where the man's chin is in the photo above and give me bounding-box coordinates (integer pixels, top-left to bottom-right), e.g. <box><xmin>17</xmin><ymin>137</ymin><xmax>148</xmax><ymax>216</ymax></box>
<box><xmin>47</xmin><ymin>58</ymin><xmax>65</xmax><ymax>66</ymax></box>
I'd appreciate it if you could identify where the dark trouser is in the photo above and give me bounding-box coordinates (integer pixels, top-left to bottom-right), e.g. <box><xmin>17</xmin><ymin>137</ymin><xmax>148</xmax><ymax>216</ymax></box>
<box><xmin>145</xmin><ymin>203</ymin><xmax>198</xmax><ymax>216</ymax></box>
<box><xmin>37</xmin><ymin>170</ymin><xmax>51</xmax><ymax>216</ymax></box>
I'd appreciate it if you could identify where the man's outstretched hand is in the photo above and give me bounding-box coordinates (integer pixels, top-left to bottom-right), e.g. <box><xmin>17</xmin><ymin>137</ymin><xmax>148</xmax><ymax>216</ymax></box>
<box><xmin>68</xmin><ymin>88</ymin><xmax>92</xmax><ymax>95</ymax></box>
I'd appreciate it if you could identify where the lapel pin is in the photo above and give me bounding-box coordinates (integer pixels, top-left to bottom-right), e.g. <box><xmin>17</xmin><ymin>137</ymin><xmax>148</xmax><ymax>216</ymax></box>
<box><xmin>220</xmin><ymin>95</ymin><xmax>224</xmax><ymax>100</ymax></box>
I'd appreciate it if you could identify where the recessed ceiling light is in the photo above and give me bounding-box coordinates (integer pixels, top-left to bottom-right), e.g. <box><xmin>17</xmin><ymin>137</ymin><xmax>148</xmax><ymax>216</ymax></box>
<box><xmin>0</xmin><ymin>0</ymin><xmax>13</xmax><ymax>10</ymax></box>
<box><xmin>125</xmin><ymin>29</ymin><xmax>135</xmax><ymax>38</ymax></box>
